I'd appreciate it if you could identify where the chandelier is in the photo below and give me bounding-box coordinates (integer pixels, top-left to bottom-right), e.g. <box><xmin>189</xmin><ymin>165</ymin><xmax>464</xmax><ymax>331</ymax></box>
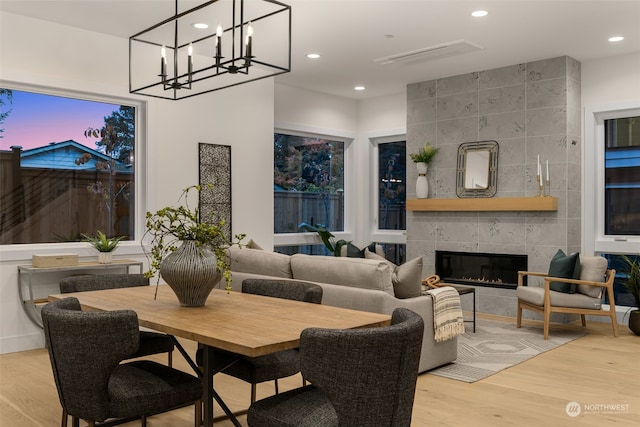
<box><xmin>129</xmin><ymin>0</ymin><xmax>291</xmax><ymax>100</ymax></box>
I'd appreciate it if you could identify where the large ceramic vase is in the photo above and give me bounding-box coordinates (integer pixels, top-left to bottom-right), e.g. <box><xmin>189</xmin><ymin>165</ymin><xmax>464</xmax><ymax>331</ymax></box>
<box><xmin>629</xmin><ymin>309</ymin><xmax>640</xmax><ymax>336</ymax></box>
<box><xmin>160</xmin><ymin>240</ymin><xmax>221</xmax><ymax>307</ymax></box>
<box><xmin>416</xmin><ymin>162</ymin><xmax>429</xmax><ymax>198</ymax></box>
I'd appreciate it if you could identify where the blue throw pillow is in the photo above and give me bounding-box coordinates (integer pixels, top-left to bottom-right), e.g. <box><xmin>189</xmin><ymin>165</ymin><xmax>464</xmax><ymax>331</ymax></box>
<box><xmin>548</xmin><ymin>249</ymin><xmax>581</xmax><ymax>293</ymax></box>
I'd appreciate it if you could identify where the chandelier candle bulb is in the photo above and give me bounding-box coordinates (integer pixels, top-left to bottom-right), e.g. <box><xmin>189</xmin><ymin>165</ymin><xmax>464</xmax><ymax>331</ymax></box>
<box><xmin>160</xmin><ymin>46</ymin><xmax>167</xmax><ymax>77</ymax></box>
<box><xmin>216</xmin><ymin>24</ymin><xmax>223</xmax><ymax>61</ymax></box>
<box><xmin>246</xmin><ymin>23</ymin><xmax>253</xmax><ymax>57</ymax></box>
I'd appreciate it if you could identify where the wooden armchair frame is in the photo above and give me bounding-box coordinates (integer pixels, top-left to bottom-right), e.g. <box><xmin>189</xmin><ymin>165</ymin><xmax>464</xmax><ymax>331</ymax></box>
<box><xmin>516</xmin><ymin>269</ymin><xmax>618</xmax><ymax>339</ymax></box>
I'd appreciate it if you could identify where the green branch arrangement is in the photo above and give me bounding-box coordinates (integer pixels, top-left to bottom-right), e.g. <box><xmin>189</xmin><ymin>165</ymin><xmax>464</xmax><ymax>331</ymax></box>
<box><xmin>142</xmin><ymin>185</ymin><xmax>245</xmax><ymax>294</ymax></box>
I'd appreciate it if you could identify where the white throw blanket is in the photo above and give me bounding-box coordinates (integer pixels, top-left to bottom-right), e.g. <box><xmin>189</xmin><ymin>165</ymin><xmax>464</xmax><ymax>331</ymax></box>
<box><xmin>426</xmin><ymin>287</ymin><xmax>465</xmax><ymax>342</ymax></box>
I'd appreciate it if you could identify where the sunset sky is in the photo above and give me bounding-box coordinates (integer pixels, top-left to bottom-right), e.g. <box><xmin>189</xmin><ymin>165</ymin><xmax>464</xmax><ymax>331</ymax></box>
<box><xmin>0</xmin><ymin>89</ymin><xmax>120</xmax><ymax>152</ymax></box>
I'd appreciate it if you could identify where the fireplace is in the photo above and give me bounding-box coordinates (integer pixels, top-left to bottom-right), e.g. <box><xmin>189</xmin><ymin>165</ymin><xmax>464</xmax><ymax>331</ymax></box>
<box><xmin>435</xmin><ymin>251</ymin><xmax>528</xmax><ymax>289</ymax></box>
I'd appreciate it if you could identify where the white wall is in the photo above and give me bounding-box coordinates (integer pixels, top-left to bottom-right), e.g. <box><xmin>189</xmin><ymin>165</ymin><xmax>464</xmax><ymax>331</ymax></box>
<box><xmin>0</xmin><ymin>12</ymin><xmax>274</xmax><ymax>353</ymax></box>
<box><xmin>581</xmin><ymin>52</ymin><xmax>640</xmax><ymax>106</ymax></box>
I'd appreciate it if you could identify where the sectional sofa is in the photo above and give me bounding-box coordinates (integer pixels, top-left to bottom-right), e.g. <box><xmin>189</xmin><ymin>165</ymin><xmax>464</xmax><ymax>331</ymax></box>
<box><xmin>227</xmin><ymin>247</ymin><xmax>458</xmax><ymax>373</ymax></box>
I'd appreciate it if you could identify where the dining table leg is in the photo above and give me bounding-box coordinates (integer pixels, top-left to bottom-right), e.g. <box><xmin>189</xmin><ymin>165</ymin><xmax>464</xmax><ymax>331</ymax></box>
<box><xmin>201</xmin><ymin>344</ymin><xmax>243</xmax><ymax>427</ymax></box>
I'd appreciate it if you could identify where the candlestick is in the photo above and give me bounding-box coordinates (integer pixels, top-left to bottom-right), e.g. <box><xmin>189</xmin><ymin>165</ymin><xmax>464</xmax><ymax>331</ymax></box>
<box><xmin>546</xmin><ymin>159</ymin><xmax>549</xmax><ymax>182</ymax></box>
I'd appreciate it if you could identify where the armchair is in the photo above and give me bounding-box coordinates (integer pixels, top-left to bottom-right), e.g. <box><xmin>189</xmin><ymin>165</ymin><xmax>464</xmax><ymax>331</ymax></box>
<box><xmin>41</xmin><ymin>297</ymin><xmax>202</xmax><ymax>427</ymax></box>
<box><xmin>247</xmin><ymin>307</ymin><xmax>424</xmax><ymax>427</ymax></box>
<box><xmin>59</xmin><ymin>274</ymin><xmax>175</xmax><ymax>366</ymax></box>
<box><xmin>516</xmin><ymin>256</ymin><xmax>618</xmax><ymax>339</ymax></box>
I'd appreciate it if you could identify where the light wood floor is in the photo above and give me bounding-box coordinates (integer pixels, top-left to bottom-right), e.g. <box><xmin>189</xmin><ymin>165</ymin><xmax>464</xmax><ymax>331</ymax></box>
<box><xmin>1</xmin><ymin>315</ymin><xmax>638</xmax><ymax>426</ymax></box>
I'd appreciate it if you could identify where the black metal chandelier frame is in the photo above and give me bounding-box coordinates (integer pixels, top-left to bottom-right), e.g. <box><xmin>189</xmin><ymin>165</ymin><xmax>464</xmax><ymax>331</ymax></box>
<box><xmin>129</xmin><ymin>0</ymin><xmax>291</xmax><ymax>100</ymax></box>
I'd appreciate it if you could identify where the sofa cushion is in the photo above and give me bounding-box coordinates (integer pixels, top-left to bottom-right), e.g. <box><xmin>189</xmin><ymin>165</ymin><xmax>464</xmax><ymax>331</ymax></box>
<box><xmin>339</xmin><ymin>242</ymin><xmax>385</xmax><ymax>258</ymax></box>
<box><xmin>577</xmin><ymin>256</ymin><xmax>608</xmax><ymax>298</ymax></box>
<box><xmin>228</xmin><ymin>247</ymin><xmax>292</xmax><ymax>278</ymax></box>
<box><xmin>517</xmin><ymin>286</ymin><xmax>602</xmax><ymax>310</ymax></box>
<box><xmin>364</xmin><ymin>249</ymin><xmax>422</xmax><ymax>299</ymax></box>
<box><xmin>548</xmin><ymin>249</ymin><xmax>580</xmax><ymax>294</ymax></box>
<box><xmin>290</xmin><ymin>254</ymin><xmax>394</xmax><ymax>296</ymax></box>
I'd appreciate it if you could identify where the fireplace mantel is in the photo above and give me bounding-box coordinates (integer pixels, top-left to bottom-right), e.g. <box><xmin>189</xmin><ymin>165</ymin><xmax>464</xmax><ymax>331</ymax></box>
<box><xmin>407</xmin><ymin>196</ymin><xmax>558</xmax><ymax>212</ymax></box>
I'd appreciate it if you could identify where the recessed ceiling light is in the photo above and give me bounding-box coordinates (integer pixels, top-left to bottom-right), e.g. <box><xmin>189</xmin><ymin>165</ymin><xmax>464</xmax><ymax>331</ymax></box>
<box><xmin>471</xmin><ymin>10</ymin><xmax>488</xmax><ymax>17</ymax></box>
<box><xmin>608</xmin><ymin>36</ymin><xmax>624</xmax><ymax>42</ymax></box>
<box><xmin>192</xmin><ymin>23</ymin><xmax>209</xmax><ymax>29</ymax></box>
<box><xmin>354</xmin><ymin>86</ymin><xmax>365</xmax><ymax>91</ymax></box>
<box><xmin>306</xmin><ymin>53</ymin><xmax>320</xmax><ymax>59</ymax></box>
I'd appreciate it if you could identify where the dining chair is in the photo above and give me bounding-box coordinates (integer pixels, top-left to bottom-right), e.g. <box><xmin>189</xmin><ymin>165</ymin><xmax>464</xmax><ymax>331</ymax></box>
<box><xmin>197</xmin><ymin>279</ymin><xmax>323</xmax><ymax>406</ymax></box>
<box><xmin>247</xmin><ymin>307</ymin><xmax>424</xmax><ymax>427</ymax></box>
<box><xmin>42</xmin><ymin>297</ymin><xmax>202</xmax><ymax>427</ymax></box>
<box><xmin>59</xmin><ymin>274</ymin><xmax>175</xmax><ymax>365</ymax></box>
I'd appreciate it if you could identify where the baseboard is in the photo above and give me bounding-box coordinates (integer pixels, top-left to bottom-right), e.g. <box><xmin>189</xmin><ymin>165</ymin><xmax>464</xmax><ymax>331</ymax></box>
<box><xmin>0</xmin><ymin>332</ymin><xmax>44</xmax><ymax>354</ymax></box>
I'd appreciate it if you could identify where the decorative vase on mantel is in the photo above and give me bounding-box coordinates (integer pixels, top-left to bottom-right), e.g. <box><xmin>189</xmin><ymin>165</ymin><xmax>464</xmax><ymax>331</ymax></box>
<box><xmin>416</xmin><ymin>162</ymin><xmax>429</xmax><ymax>199</ymax></box>
<box><xmin>159</xmin><ymin>240</ymin><xmax>221</xmax><ymax>307</ymax></box>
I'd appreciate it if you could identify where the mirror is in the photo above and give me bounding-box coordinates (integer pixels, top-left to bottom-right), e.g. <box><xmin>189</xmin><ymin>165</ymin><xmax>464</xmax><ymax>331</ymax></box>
<box><xmin>456</xmin><ymin>140</ymin><xmax>499</xmax><ymax>198</ymax></box>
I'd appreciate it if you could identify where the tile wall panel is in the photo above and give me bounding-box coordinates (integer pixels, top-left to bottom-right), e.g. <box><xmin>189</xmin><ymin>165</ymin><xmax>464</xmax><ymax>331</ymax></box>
<box><xmin>406</xmin><ymin>56</ymin><xmax>581</xmax><ymax>320</ymax></box>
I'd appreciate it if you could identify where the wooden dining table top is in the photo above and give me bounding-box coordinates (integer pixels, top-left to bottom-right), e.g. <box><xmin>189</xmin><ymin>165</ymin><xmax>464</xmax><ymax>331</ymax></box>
<box><xmin>49</xmin><ymin>286</ymin><xmax>391</xmax><ymax>358</ymax></box>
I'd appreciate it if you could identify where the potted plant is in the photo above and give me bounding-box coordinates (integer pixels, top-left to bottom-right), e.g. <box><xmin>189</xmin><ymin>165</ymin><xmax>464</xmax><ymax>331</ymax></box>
<box><xmin>620</xmin><ymin>254</ymin><xmax>640</xmax><ymax>335</ymax></box>
<box><xmin>143</xmin><ymin>185</ymin><xmax>245</xmax><ymax>306</ymax></box>
<box><xmin>82</xmin><ymin>230</ymin><xmax>125</xmax><ymax>264</ymax></box>
<box><xmin>409</xmin><ymin>142</ymin><xmax>439</xmax><ymax>199</ymax></box>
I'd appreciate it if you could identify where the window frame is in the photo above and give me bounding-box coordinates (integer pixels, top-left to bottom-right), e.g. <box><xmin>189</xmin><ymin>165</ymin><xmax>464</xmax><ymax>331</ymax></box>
<box><xmin>273</xmin><ymin>125</ymin><xmax>355</xmax><ymax>249</ymax></box>
<box><xmin>369</xmin><ymin>133</ymin><xmax>407</xmax><ymax>246</ymax></box>
<box><xmin>583</xmin><ymin>101</ymin><xmax>640</xmax><ymax>255</ymax></box>
<box><xmin>0</xmin><ymin>80</ymin><xmax>148</xmax><ymax>261</ymax></box>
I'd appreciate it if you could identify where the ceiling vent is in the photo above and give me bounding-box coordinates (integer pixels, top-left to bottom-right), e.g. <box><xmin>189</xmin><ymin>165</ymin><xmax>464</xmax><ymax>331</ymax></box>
<box><xmin>373</xmin><ymin>39</ymin><xmax>483</xmax><ymax>65</ymax></box>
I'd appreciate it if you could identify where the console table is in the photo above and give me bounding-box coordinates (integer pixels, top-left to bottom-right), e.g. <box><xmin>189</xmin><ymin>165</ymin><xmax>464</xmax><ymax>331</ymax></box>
<box><xmin>18</xmin><ymin>259</ymin><xmax>143</xmax><ymax>328</ymax></box>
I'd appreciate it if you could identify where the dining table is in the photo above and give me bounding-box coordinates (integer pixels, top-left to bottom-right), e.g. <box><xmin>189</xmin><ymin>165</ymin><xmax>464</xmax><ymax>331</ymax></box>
<box><xmin>49</xmin><ymin>285</ymin><xmax>391</xmax><ymax>427</ymax></box>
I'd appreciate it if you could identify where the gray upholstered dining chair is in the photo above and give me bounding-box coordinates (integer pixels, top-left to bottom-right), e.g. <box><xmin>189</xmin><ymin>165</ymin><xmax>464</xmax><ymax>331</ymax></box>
<box><xmin>247</xmin><ymin>307</ymin><xmax>424</xmax><ymax>427</ymax></box>
<box><xmin>42</xmin><ymin>297</ymin><xmax>203</xmax><ymax>427</ymax></box>
<box><xmin>197</xmin><ymin>279</ymin><xmax>323</xmax><ymax>405</ymax></box>
<box><xmin>59</xmin><ymin>274</ymin><xmax>175</xmax><ymax>365</ymax></box>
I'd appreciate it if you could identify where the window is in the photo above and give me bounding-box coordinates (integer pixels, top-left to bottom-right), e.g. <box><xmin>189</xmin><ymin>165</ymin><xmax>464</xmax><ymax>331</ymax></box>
<box><xmin>604</xmin><ymin>117</ymin><xmax>640</xmax><ymax>236</ymax></box>
<box><xmin>0</xmin><ymin>85</ymin><xmax>142</xmax><ymax>245</ymax></box>
<box><xmin>274</xmin><ymin>131</ymin><xmax>349</xmax><ymax>255</ymax></box>
<box><xmin>584</xmin><ymin>102</ymin><xmax>640</xmax><ymax>255</ymax></box>
<box><xmin>585</xmin><ymin>103</ymin><xmax>639</xmax><ymax>307</ymax></box>
<box><xmin>370</xmin><ymin>136</ymin><xmax>407</xmax><ymax>265</ymax></box>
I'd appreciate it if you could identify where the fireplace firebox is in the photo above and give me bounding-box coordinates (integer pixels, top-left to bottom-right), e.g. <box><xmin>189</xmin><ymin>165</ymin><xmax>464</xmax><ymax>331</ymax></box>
<box><xmin>435</xmin><ymin>251</ymin><xmax>528</xmax><ymax>289</ymax></box>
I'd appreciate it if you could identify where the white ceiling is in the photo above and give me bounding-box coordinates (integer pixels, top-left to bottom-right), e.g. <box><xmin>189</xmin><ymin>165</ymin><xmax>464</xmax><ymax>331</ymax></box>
<box><xmin>2</xmin><ymin>0</ymin><xmax>639</xmax><ymax>100</ymax></box>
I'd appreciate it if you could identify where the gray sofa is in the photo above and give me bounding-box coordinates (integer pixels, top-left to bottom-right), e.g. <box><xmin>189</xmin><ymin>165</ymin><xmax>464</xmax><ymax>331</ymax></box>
<box><xmin>227</xmin><ymin>247</ymin><xmax>457</xmax><ymax>373</ymax></box>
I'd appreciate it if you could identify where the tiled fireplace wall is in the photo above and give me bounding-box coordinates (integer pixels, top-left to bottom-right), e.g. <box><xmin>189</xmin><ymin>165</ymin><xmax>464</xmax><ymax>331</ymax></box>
<box><xmin>406</xmin><ymin>56</ymin><xmax>581</xmax><ymax>318</ymax></box>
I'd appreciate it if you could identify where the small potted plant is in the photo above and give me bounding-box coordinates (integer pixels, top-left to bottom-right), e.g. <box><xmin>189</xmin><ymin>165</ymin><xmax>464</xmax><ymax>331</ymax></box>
<box><xmin>620</xmin><ymin>254</ymin><xmax>640</xmax><ymax>335</ymax></box>
<box><xmin>143</xmin><ymin>185</ymin><xmax>245</xmax><ymax>306</ymax></box>
<box><xmin>82</xmin><ymin>230</ymin><xmax>125</xmax><ymax>264</ymax></box>
<box><xmin>409</xmin><ymin>142</ymin><xmax>439</xmax><ymax>165</ymax></box>
<box><xmin>409</xmin><ymin>142</ymin><xmax>439</xmax><ymax>198</ymax></box>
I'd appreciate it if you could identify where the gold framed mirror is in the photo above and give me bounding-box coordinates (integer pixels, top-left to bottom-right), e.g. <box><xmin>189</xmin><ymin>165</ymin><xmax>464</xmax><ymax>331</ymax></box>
<box><xmin>456</xmin><ymin>140</ymin><xmax>499</xmax><ymax>198</ymax></box>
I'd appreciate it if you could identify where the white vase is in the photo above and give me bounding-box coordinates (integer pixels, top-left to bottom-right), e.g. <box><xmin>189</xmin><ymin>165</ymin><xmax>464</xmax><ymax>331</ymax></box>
<box><xmin>416</xmin><ymin>162</ymin><xmax>429</xmax><ymax>198</ymax></box>
<box><xmin>98</xmin><ymin>252</ymin><xmax>113</xmax><ymax>264</ymax></box>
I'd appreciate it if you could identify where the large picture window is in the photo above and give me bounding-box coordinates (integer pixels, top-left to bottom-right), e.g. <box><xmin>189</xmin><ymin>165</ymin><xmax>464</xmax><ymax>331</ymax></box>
<box><xmin>0</xmin><ymin>86</ymin><xmax>139</xmax><ymax>245</ymax></box>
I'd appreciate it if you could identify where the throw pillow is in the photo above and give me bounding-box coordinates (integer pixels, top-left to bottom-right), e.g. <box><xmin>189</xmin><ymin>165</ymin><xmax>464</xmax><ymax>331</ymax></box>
<box><xmin>340</xmin><ymin>242</ymin><xmax>385</xmax><ymax>258</ymax></box>
<box><xmin>577</xmin><ymin>256</ymin><xmax>608</xmax><ymax>298</ymax></box>
<box><xmin>548</xmin><ymin>249</ymin><xmax>580</xmax><ymax>293</ymax></box>
<box><xmin>364</xmin><ymin>249</ymin><xmax>422</xmax><ymax>298</ymax></box>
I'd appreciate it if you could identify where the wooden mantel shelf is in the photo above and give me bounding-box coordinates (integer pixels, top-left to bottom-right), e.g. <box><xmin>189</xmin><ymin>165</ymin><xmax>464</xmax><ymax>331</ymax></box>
<box><xmin>406</xmin><ymin>196</ymin><xmax>558</xmax><ymax>212</ymax></box>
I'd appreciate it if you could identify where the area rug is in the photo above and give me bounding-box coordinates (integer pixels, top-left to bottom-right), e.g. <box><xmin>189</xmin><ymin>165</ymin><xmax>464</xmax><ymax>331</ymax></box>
<box><xmin>428</xmin><ymin>319</ymin><xmax>586</xmax><ymax>383</ymax></box>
